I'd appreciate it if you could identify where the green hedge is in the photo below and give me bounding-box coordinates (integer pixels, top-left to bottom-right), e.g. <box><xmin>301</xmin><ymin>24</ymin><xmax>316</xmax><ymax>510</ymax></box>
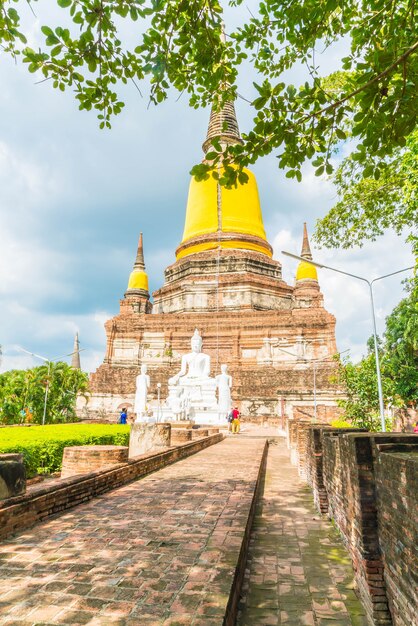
<box><xmin>0</xmin><ymin>424</ymin><xmax>130</xmax><ymax>477</ymax></box>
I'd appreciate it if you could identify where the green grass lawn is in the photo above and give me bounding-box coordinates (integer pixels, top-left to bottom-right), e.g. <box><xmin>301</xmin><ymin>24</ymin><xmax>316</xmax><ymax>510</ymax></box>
<box><xmin>0</xmin><ymin>423</ymin><xmax>130</xmax><ymax>477</ymax></box>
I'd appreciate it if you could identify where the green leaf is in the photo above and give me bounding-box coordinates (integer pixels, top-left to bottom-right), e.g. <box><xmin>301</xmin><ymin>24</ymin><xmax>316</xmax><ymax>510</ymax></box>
<box><xmin>41</xmin><ymin>26</ymin><xmax>54</xmax><ymax>37</ymax></box>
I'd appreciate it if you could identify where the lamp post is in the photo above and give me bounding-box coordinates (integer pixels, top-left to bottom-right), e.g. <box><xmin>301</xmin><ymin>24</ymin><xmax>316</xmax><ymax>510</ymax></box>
<box><xmin>157</xmin><ymin>383</ymin><xmax>162</xmax><ymax>423</ymax></box>
<box><xmin>18</xmin><ymin>347</ymin><xmax>84</xmax><ymax>425</ymax></box>
<box><xmin>282</xmin><ymin>251</ymin><xmax>414</xmax><ymax>432</ymax></box>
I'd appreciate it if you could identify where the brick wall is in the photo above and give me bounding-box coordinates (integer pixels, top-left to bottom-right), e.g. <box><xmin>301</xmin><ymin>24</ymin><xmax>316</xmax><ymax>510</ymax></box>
<box><xmin>61</xmin><ymin>445</ymin><xmax>129</xmax><ymax>478</ymax></box>
<box><xmin>374</xmin><ymin>444</ymin><xmax>418</xmax><ymax>626</ymax></box>
<box><xmin>305</xmin><ymin>425</ymin><xmax>331</xmax><ymax>513</ymax></box>
<box><xmin>285</xmin><ymin>422</ymin><xmax>418</xmax><ymax>626</ymax></box>
<box><xmin>0</xmin><ymin>433</ymin><xmax>223</xmax><ymax>541</ymax></box>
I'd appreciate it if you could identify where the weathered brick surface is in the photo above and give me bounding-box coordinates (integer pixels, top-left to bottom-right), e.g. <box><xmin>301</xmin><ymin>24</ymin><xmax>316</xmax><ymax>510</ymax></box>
<box><xmin>305</xmin><ymin>426</ymin><xmax>365</xmax><ymax>514</ymax></box>
<box><xmin>308</xmin><ymin>430</ymin><xmax>418</xmax><ymax>626</ymax></box>
<box><xmin>61</xmin><ymin>445</ymin><xmax>129</xmax><ymax>478</ymax></box>
<box><xmin>0</xmin><ymin>437</ymin><xmax>266</xmax><ymax>625</ymax></box>
<box><xmin>374</xmin><ymin>444</ymin><xmax>418</xmax><ymax>626</ymax></box>
<box><xmin>170</xmin><ymin>428</ymin><xmax>192</xmax><ymax>444</ymax></box>
<box><xmin>306</xmin><ymin>425</ymin><xmax>331</xmax><ymax>513</ymax></box>
<box><xmin>191</xmin><ymin>429</ymin><xmax>209</xmax><ymax>439</ymax></box>
<box><xmin>237</xmin><ymin>438</ymin><xmax>368</xmax><ymax>626</ymax></box>
<box><xmin>0</xmin><ymin>434</ymin><xmax>223</xmax><ymax>541</ymax></box>
<box><xmin>288</xmin><ymin>420</ymin><xmax>301</xmax><ymax>466</ymax></box>
<box><xmin>336</xmin><ymin>433</ymin><xmax>418</xmax><ymax>626</ymax></box>
<box><xmin>85</xmin><ymin>300</ymin><xmax>340</xmax><ymax>422</ymax></box>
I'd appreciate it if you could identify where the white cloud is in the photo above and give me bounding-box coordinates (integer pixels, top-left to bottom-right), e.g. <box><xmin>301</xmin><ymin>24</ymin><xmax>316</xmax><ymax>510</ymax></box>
<box><xmin>273</xmin><ymin>228</ymin><xmax>415</xmax><ymax>363</ymax></box>
<box><xmin>0</xmin><ymin>13</ymin><xmax>414</xmax><ymax>377</ymax></box>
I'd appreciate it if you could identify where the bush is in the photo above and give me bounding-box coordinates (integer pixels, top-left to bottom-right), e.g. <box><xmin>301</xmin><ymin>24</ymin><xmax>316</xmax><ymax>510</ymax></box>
<box><xmin>0</xmin><ymin>424</ymin><xmax>130</xmax><ymax>477</ymax></box>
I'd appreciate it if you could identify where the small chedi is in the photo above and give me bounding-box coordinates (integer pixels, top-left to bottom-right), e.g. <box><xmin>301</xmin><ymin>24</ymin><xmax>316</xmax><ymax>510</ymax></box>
<box><xmin>82</xmin><ymin>97</ymin><xmax>341</xmax><ymax>423</ymax></box>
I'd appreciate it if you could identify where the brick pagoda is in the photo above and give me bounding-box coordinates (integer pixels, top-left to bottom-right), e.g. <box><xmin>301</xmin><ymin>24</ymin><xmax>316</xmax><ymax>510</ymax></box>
<box><xmin>82</xmin><ymin>101</ymin><xmax>341</xmax><ymax>422</ymax></box>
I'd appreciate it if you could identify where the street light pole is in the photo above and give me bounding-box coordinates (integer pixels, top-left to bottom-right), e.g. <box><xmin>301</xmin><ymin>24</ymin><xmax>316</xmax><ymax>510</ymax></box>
<box><xmin>42</xmin><ymin>360</ymin><xmax>51</xmax><ymax>426</ymax></box>
<box><xmin>282</xmin><ymin>251</ymin><xmax>414</xmax><ymax>432</ymax></box>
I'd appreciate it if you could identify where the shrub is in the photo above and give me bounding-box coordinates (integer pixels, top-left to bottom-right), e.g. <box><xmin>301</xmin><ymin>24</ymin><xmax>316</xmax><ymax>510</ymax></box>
<box><xmin>0</xmin><ymin>424</ymin><xmax>130</xmax><ymax>477</ymax></box>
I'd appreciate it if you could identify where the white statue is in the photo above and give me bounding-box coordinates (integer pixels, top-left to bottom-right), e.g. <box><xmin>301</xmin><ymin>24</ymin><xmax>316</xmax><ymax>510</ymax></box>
<box><xmin>161</xmin><ymin>329</ymin><xmax>219</xmax><ymax>424</ymax></box>
<box><xmin>134</xmin><ymin>364</ymin><xmax>150</xmax><ymax>421</ymax></box>
<box><xmin>216</xmin><ymin>364</ymin><xmax>232</xmax><ymax>417</ymax></box>
<box><xmin>169</xmin><ymin>387</ymin><xmax>185</xmax><ymax>421</ymax></box>
<box><xmin>169</xmin><ymin>329</ymin><xmax>211</xmax><ymax>384</ymax></box>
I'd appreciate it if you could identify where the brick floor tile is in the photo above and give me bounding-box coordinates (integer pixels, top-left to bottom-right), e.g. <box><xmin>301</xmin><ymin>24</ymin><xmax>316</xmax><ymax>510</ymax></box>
<box><xmin>237</xmin><ymin>439</ymin><xmax>368</xmax><ymax>626</ymax></box>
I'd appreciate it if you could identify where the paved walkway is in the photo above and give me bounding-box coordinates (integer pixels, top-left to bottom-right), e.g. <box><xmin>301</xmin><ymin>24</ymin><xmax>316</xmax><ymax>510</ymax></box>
<box><xmin>0</xmin><ymin>437</ymin><xmax>265</xmax><ymax>626</ymax></box>
<box><xmin>237</xmin><ymin>438</ymin><xmax>368</xmax><ymax>626</ymax></box>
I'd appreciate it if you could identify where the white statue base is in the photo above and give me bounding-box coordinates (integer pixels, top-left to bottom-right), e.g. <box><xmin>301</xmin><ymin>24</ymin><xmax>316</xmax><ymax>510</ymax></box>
<box><xmin>157</xmin><ymin>379</ymin><xmax>226</xmax><ymax>425</ymax></box>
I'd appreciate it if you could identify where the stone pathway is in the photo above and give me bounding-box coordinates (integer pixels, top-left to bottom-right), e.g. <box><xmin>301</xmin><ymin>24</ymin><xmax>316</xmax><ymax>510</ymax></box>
<box><xmin>236</xmin><ymin>438</ymin><xmax>369</xmax><ymax>626</ymax></box>
<box><xmin>0</xmin><ymin>437</ymin><xmax>265</xmax><ymax>626</ymax></box>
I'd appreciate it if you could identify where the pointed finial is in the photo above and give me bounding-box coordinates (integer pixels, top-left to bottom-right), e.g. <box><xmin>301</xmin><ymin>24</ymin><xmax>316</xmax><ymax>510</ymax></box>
<box><xmin>71</xmin><ymin>332</ymin><xmax>81</xmax><ymax>369</ymax></box>
<box><xmin>296</xmin><ymin>223</ymin><xmax>318</xmax><ymax>283</ymax></box>
<box><xmin>134</xmin><ymin>232</ymin><xmax>146</xmax><ymax>271</ymax></box>
<box><xmin>202</xmin><ymin>99</ymin><xmax>243</xmax><ymax>155</ymax></box>
<box><xmin>301</xmin><ymin>222</ymin><xmax>313</xmax><ymax>260</ymax></box>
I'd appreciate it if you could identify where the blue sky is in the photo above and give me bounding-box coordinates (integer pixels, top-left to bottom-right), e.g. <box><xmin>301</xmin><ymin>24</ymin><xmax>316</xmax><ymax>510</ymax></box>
<box><xmin>0</xmin><ymin>6</ymin><xmax>415</xmax><ymax>373</ymax></box>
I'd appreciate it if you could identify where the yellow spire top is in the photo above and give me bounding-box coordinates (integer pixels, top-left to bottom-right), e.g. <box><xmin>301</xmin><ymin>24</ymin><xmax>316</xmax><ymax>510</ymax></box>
<box><xmin>127</xmin><ymin>232</ymin><xmax>149</xmax><ymax>292</ymax></box>
<box><xmin>176</xmin><ymin>96</ymin><xmax>272</xmax><ymax>260</ymax></box>
<box><xmin>296</xmin><ymin>223</ymin><xmax>318</xmax><ymax>282</ymax></box>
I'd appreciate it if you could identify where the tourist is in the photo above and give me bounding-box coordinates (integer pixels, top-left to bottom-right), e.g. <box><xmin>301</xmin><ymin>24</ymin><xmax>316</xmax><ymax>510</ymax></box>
<box><xmin>119</xmin><ymin>407</ymin><xmax>128</xmax><ymax>424</ymax></box>
<box><xmin>231</xmin><ymin>406</ymin><xmax>240</xmax><ymax>434</ymax></box>
<box><xmin>413</xmin><ymin>421</ymin><xmax>418</xmax><ymax>433</ymax></box>
<box><xmin>227</xmin><ymin>409</ymin><xmax>234</xmax><ymax>432</ymax></box>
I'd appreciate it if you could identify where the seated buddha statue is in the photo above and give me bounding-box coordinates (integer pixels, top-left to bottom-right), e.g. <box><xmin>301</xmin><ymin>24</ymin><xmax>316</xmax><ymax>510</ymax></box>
<box><xmin>169</xmin><ymin>329</ymin><xmax>211</xmax><ymax>385</ymax></box>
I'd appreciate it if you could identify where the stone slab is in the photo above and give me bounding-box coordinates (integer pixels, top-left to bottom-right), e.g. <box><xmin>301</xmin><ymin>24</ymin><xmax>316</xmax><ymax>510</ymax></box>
<box><xmin>128</xmin><ymin>422</ymin><xmax>171</xmax><ymax>458</ymax></box>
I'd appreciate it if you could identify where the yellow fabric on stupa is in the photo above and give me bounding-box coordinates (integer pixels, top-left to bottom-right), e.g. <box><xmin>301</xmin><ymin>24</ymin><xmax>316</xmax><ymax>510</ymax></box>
<box><xmin>179</xmin><ymin>168</ymin><xmax>270</xmax><ymax>258</ymax></box>
<box><xmin>296</xmin><ymin>260</ymin><xmax>318</xmax><ymax>281</ymax></box>
<box><xmin>127</xmin><ymin>270</ymin><xmax>149</xmax><ymax>291</ymax></box>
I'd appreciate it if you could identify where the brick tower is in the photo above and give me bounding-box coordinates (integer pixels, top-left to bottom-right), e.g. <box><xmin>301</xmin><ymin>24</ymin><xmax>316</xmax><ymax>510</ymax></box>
<box><xmin>83</xmin><ymin>101</ymin><xmax>341</xmax><ymax>422</ymax></box>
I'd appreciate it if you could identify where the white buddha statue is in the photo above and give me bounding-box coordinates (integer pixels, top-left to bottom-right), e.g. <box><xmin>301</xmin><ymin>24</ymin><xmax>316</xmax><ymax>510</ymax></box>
<box><xmin>164</xmin><ymin>329</ymin><xmax>218</xmax><ymax>423</ymax></box>
<box><xmin>134</xmin><ymin>364</ymin><xmax>150</xmax><ymax>422</ymax></box>
<box><xmin>169</xmin><ymin>329</ymin><xmax>211</xmax><ymax>385</ymax></box>
<box><xmin>216</xmin><ymin>364</ymin><xmax>232</xmax><ymax>417</ymax></box>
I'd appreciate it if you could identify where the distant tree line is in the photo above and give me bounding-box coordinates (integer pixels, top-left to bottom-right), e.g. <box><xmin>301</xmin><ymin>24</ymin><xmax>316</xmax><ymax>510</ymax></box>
<box><xmin>0</xmin><ymin>362</ymin><xmax>89</xmax><ymax>425</ymax></box>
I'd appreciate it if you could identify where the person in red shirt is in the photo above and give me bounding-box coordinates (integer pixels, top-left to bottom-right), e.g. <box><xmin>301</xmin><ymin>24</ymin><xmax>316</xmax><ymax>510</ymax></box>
<box><xmin>413</xmin><ymin>421</ymin><xmax>418</xmax><ymax>433</ymax></box>
<box><xmin>231</xmin><ymin>406</ymin><xmax>240</xmax><ymax>434</ymax></box>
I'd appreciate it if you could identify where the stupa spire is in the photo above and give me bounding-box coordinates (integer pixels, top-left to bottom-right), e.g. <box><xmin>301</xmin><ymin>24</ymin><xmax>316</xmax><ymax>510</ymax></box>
<box><xmin>176</xmin><ymin>51</ymin><xmax>272</xmax><ymax>262</ymax></box>
<box><xmin>133</xmin><ymin>232</ymin><xmax>146</xmax><ymax>271</ymax></box>
<box><xmin>202</xmin><ymin>98</ymin><xmax>243</xmax><ymax>155</ymax></box>
<box><xmin>296</xmin><ymin>223</ymin><xmax>318</xmax><ymax>282</ymax></box>
<box><xmin>202</xmin><ymin>28</ymin><xmax>243</xmax><ymax>156</ymax></box>
<box><xmin>301</xmin><ymin>222</ymin><xmax>313</xmax><ymax>260</ymax></box>
<box><xmin>126</xmin><ymin>232</ymin><xmax>149</xmax><ymax>295</ymax></box>
<box><xmin>71</xmin><ymin>332</ymin><xmax>81</xmax><ymax>369</ymax></box>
